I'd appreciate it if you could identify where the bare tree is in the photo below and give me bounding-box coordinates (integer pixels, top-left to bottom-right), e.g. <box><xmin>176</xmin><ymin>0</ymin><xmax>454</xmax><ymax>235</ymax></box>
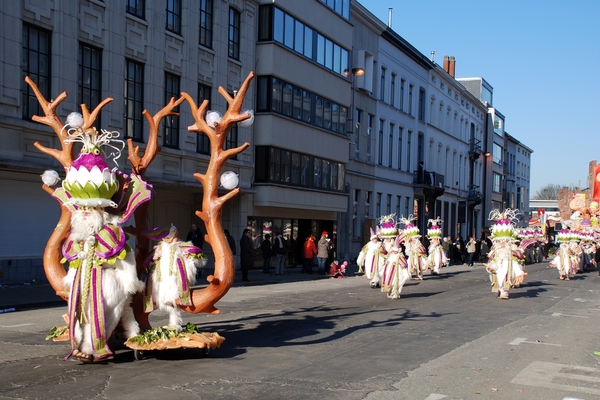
<box><xmin>532</xmin><ymin>183</ymin><xmax>564</xmax><ymax>200</ymax></box>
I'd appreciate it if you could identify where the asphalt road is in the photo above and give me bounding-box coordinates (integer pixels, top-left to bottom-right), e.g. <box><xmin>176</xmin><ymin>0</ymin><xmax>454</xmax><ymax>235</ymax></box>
<box><xmin>0</xmin><ymin>262</ymin><xmax>599</xmax><ymax>400</ymax></box>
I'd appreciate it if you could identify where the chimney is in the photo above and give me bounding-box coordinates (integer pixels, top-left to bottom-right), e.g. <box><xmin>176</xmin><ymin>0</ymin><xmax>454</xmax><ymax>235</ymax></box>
<box><xmin>449</xmin><ymin>56</ymin><xmax>456</xmax><ymax>78</ymax></box>
<box><xmin>388</xmin><ymin>8</ymin><xmax>392</xmax><ymax>28</ymax></box>
<box><xmin>443</xmin><ymin>55</ymin><xmax>449</xmax><ymax>74</ymax></box>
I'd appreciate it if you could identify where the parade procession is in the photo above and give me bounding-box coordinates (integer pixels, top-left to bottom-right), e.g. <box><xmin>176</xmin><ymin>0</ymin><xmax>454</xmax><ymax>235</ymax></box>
<box><xmin>356</xmin><ymin>198</ymin><xmax>600</xmax><ymax>302</ymax></box>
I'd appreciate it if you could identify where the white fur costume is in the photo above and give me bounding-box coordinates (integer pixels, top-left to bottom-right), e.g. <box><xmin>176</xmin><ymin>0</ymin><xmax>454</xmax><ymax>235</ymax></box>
<box><xmin>63</xmin><ymin>209</ymin><xmax>143</xmax><ymax>360</ymax></box>
<box><xmin>144</xmin><ymin>226</ymin><xmax>205</xmax><ymax>330</ymax></box>
<box><xmin>427</xmin><ymin>237</ymin><xmax>447</xmax><ymax>275</ymax></box>
<box><xmin>357</xmin><ymin>236</ymin><xmax>383</xmax><ymax>281</ymax></box>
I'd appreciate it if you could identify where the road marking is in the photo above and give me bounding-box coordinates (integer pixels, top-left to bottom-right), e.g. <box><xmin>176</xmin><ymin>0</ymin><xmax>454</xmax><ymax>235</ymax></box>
<box><xmin>424</xmin><ymin>394</ymin><xmax>447</xmax><ymax>400</ymax></box>
<box><xmin>0</xmin><ymin>323</ymin><xmax>35</xmax><ymax>328</ymax></box>
<box><xmin>551</xmin><ymin>312</ymin><xmax>589</xmax><ymax>318</ymax></box>
<box><xmin>508</xmin><ymin>337</ymin><xmax>561</xmax><ymax>346</ymax></box>
<box><xmin>511</xmin><ymin>361</ymin><xmax>600</xmax><ymax>395</ymax></box>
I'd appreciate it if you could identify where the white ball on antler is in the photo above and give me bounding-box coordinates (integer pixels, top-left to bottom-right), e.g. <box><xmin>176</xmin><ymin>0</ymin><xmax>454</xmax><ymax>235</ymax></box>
<box><xmin>66</xmin><ymin>112</ymin><xmax>84</xmax><ymax>128</ymax></box>
<box><xmin>238</xmin><ymin>109</ymin><xmax>254</xmax><ymax>127</ymax></box>
<box><xmin>205</xmin><ymin>111</ymin><xmax>222</xmax><ymax>127</ymax></box>
<box><xmin>41</xmin><ymin>169</ymin><xmax>61</xmax><ymax>186</ymax></box>
<box><xmin>220</xmin><ymin>171</ymin><xmax>239</xmax><ymax>190</ymax></box>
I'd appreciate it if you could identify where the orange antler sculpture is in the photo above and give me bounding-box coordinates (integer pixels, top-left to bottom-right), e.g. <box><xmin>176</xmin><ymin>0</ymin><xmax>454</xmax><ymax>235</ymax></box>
<box><xmin>178</xmin><ymin>71</ymin><xmax>254</xmax><ymax>314</ymax></box>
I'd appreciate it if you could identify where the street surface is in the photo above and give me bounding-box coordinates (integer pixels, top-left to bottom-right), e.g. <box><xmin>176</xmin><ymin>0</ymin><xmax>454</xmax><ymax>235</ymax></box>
<box><xmin>0</xmin><ymin>262</ymin><xmax>599</xmax><ymax>400</ymax></box>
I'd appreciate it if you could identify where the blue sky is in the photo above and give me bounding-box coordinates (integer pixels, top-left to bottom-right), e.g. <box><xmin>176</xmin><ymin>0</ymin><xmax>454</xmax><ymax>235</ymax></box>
<box><xmin>359</xmin><ymin>0</ymin><xmax>600</xmax><ymax>196</ymax></box>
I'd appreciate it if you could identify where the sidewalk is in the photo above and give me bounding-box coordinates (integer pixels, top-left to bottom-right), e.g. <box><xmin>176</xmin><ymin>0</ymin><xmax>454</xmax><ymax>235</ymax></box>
<box><xmin>0</xmin><ymin>263</ymin><xmax>353</xmax><ymax>311</ymax></box>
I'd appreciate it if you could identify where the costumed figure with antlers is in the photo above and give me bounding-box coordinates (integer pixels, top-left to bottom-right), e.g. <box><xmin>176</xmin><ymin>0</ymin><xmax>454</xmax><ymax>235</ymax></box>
<box><xmin>356</xmin><ymin>227</ymin><xmax>383</xmax><ymax>281</ymax></box>
<box><xmin>401</xmin><ymin>215</ymin><xmax>428</xmax><ymax>280</ymax></box>
<box><xmin>57</xmin><ymin>112</ymin><xmax>152</xmax><ymax>362</ymax></box>
<box><xmin>142</xmin><ymin>224</ymin><xmax>207</xmax><ymax>330</ymax></box>
<box><xmin>426</xmin><ymin>217</ymin><xmax>447</xmax><ymax>276</ymax></box>
<box><xmin>485</xmin><ymin>209</ymin><xmax>527</xmax><ymax>299</ymax></box>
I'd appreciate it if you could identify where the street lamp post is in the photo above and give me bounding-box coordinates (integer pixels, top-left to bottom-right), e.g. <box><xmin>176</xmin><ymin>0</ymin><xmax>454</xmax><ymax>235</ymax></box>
<box><xmin>342</xmin><ymin>67</ymin><xmax>364</xmax><ymax>261</ymax></box>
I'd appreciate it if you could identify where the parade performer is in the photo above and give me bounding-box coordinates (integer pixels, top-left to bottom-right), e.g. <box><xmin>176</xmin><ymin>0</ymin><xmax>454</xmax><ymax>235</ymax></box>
<box><xmin>426</xmin><ymin>217</ymin><xmax>447</xmax><ymax>275</ymax></box>
<box><xmin>401</xmin><ymin>215</ymin><xmax>428</xmax><ymax>280</ymax></box>
<box><xmin>142</xmin><ymin>224</ymin><xmax>206</xmax><ymax>330</ymax></box>
<box><xmin>370</xmin><ymin>214</ymin><xmax>397</xmax><ymax>288</ymax></box>
<box><xmin>356</xmin><ymin>227</ymin><xmax>383</xmax><ymax>279</ymax></box>
<box><xmin>485</xmin><ymin>209</ymin><xmax>527</xmax><ymax>299</ymax></box>
<box><xmin>578</xmin><ymin>230</ymin><xmax>596</xmax><ymax>272</ymax></box>
<box><xmin>550</xmin><ymin>228</ymin><xmax>576</xmax><ymax>280</ymax></box>
<box><xmin>57</xmin><ymin>112</ymin><xmax>152</xmax><ymax>362</ymax></box>
<box><xmin>380</xmin><ymin>234</ymin><xmax>410</xmax><ymax>299</ymax></box>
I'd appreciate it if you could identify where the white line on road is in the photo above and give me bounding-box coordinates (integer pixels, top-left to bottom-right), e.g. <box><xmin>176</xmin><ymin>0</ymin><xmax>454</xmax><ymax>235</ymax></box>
<box><xmin>0</xmin><ymin>323</ymin><xmax>35</xmax><ymax>328</ymax></box>
<box><xmin>424</xmin><ymin>394</ymin><xmax>447</xmax><ymax>400</ymax></box>
<box><xmin>551</xmin><ymin>312</ymin><xmax>589</xmax><ymax>318</ymax></box>
<box><xmin>511</xmin><ymin>361</ymin><xmax>600</xmax><ymax>395</ymax></box>
<box><xmin>508</xmin><ymin>337</ymin><xmax>561</xmax><ymax>346</ymax></box>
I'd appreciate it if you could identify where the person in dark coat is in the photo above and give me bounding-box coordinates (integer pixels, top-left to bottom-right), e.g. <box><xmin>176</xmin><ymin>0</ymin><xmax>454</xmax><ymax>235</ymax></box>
<box><xmin>224</xmin><ymin>229</ymin><xmax>236</xmax><ymax>255</ymax></box>
<box><xmin>240</xmin><ymin>229</ymin><xmax>254</xmax><ymax>282</ymax></box>
<box><xmin>186</xmin><ymin>224</ymin><xmax>204</xmax><ymax>249</ymax></box>
<box><xmin>261</xmin><ymin>234</ymin><xmax>272</xmax><ymax>274</ymax></box>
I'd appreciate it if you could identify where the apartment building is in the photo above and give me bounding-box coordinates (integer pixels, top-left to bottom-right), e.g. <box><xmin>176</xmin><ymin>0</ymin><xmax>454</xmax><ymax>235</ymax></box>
<box><xmin>0</xmin><ymin>0</ymin><xmax>531</xmax><ymax>283</ymax></box>
<box><xmin>0</xmin><ymin>0</ymin><xmax>259</xmax><ymax>282</ymax></box>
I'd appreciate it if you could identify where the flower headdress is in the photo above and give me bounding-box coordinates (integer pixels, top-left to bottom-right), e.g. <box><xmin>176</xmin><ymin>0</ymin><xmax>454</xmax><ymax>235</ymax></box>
<box><xmin>427</xmin><ymin>217</ymin><xmax>443</xmax><ymax>238</ymax></box>
<box><xmin>61</xmin><ymin>112</ymin><xmax>125</xmax><ymax>208</ymax></box>
<box><xmin>400</xmin><ymin>214</ymin><xmax>420</xmax><ymax>238</ymax></box>
<box><xmin>488</xmin><ymin>208</ymin><xmax>520</xmax><ymax>242</ymax></box>
<box><xmin>379</xmin><ymin>213</ymin><xmax>398</xmax><ymax>238</ymax></box>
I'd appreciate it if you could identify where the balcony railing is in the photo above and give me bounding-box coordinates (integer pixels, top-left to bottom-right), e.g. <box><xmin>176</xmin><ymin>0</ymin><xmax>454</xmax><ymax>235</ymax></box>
<box><xmin>468</xmin><ymin>184</ymin><xmax>482</xmax><ymax>203</ymax></box>
<box><xmin>469</xmin><ymin>137</ymin><xmax>482</xmax><ymax>160</ymax></box>
<box><xmin>413</xmin><ymin>170</ymin><xmax>445</xmax><ymax>189</ymax></box>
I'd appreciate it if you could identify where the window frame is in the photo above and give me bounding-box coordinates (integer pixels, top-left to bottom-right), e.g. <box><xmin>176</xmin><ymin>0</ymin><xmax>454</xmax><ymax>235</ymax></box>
<box><xmin>124</xmin><ymin>59</ymin><xmax>145</xmax><ymax>142</ymax></box>
<box><xmin>228</xmin><ymin>7</ymin><xmax>240</xmax><ymax>60</ymax></box>
<box><xmin>22</xmin><ymin>23</ymin><xmax>52</xmax><ymax>120</ymax></box>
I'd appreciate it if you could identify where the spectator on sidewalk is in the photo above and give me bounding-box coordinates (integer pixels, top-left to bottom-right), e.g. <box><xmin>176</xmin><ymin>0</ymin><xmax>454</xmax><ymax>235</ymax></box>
<box><xmin>261</xmin><ymin>234</ymin><xmax>272</xmax><ymax>274</ymax></box>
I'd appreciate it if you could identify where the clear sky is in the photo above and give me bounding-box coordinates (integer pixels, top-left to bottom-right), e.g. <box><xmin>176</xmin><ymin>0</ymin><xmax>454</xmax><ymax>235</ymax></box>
<box><xmin>359</xmin><ymin>0</ymin><xmax>600</xmax><ymax>196</ymax></box>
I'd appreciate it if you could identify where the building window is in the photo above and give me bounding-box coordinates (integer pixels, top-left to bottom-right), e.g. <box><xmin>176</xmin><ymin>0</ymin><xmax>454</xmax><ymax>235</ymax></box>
<box><xmin>78</xmin><ymin>43</ymin><xmax>102</xmax><ymax>125</ymax></box>
<box><xmin>365</xmin><ymin>191</ymin><xmax>371</xmax><ymax>218</ymax></box>
<box><xmin>418</xmin><ymin>87</ymin><xmax>426</xmax><ymax>121</ymax></box>
<box><xmin>405</xmin><ymin>196</ymin><xmax>410</xmax><ymax>217</ymax></box>
<box><xmin>367</xmin><ymin>114</ymin><xmax>373</xmax><ymax>162</ymax></box>
<box><xmin>225</xmin><ymin>124</ymin><xmax>238</xmax><ymax>160</ymax></box>
<box><xmin>259</xmin><ymin>5</ymin><xmax>348</xmax><ymax>77</ymax></box>
<box><xmin>400</xmin><ymin>78</ymin><xmax>405</xmax><ymax>112</ymax></box>
<box><xmin>397</xmin><ymin>126</ymin><xmax>403</xmax><ymax>170</ymax></box>
<box><xmin>406</xmin><ymin>130</ymin><xmax>412</xmax><ymax>172</ymax></box>
<box><xmin>353</xmin><ymin>189</ymin><xmax>360</xmax><ymax>237</ymax></box>
<box><xmin>354</xmin><ymin>108</ymin><xmax>361</xmax><ymax>158</ymax></box>
<box><xmin>408</xmin><ymin>84</ymin><xmax>414</xmax><ymax>115</ymax></box>
<box><xmin>378</xmin><ymin>119</ymin><xmax>384</xmax><ymax>165</ymax></box>
<box><xmin>196</xmin><ymin>83</ymin><xmax>212</xmax><ymax>155</ymax></box>
<box><xmin>493</xmin><ymin>143</ymin><xmax>502</xmax><ymax>165</ymax></box>
<box><xmin>199</xmin><ymin>0</ymin><xmax>213</xmax><ymax>48</ymax></box>
<box><xmin>228</xmin><ymin>7</ymin><xmax>240</xmax><ymax>60</ymax></box>
<box><xmin>164</xmin><ymin>72</ymin><xmax>180</xmax><ymax>148</ymax></box>
<box><xmin>379</xmin><ymin>67</ymin><xmax>386</xmax><ymax>101</ymax></box>
<box><xmin>255</xmin><ymin>146</ymin><xmax>344</xmax><ymax>193</ymax></box>
<box><xmin>124</xmin><ymin>59</ymin><xmax>144</xmax><ymax>141</ymax></box>
<box><xmin>22</xmin><ymin>23</ymin><xmax>51</xmax><ymax>120</ymax></box>
<box><xmin>126</xmin><ymin>0</ymin><xmax>145</xmax><ymax>19</ymax></box>
<box><xmin>386</xmin><ymin>194</ymin><xmax>392</xmax><ymax>214</ymax></box>
<box><xmin>318</xmin><ymin>0</ymin><xmax>350</xmax><ymax>19</ymax></box>
<box><xmin>256</xmin><ymin>76</ymin><xmax>347</xmax><ymax>135</ymax></box>
<box><xmin>396</xmin><ymin>195</ymin><xmax>401</xmax><ymax>217</ymax></box>
<box><xmin>166</xmin><ymin>0</ymin><xmax>181</xmax><ymax>34</ymax></box>
<box><xmin>390</xmin><ymin>73</ymin><xmax>396</xmax><ymax>107</ymax></box>
<box><xmin>376</xmin><ymin>193</ymin><xmax>382</xmax><ymax>216</ymax></box>
<box><xmin>388</xmin><ymin>123</ymin><xmax>394</xmax><ymax>168</ymax></box>
<box><xmin>493</xmin><ymin>172</ymin><xmax>501</xmax><ymax>193</ymax></box>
